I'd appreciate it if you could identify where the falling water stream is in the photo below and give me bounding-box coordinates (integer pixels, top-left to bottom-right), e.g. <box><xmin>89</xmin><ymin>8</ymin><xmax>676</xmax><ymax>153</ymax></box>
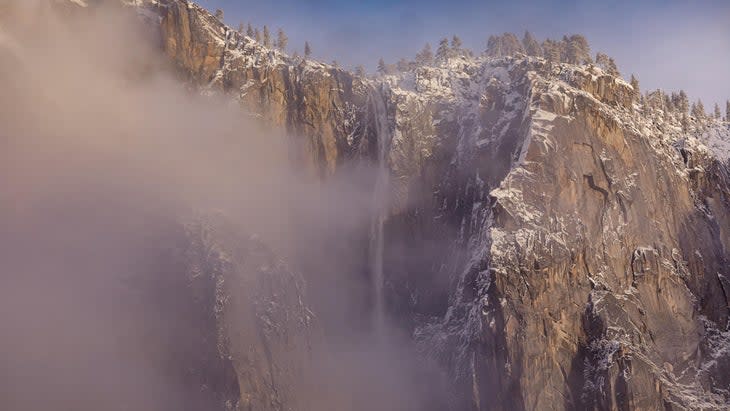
<box><xmin>369</xmin><ymin>86</ymin><xmax>391</xmax><ymax>340</ymax></box>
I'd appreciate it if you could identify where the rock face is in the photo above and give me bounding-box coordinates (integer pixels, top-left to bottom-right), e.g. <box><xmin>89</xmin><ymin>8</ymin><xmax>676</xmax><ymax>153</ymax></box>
<box><xmin>181</xmin><ymin>215</ymin><xmax>318</xmax><ymax>411</ymax></box>
<box><xmin>13</xmin><ymin>1</ymin><xmax>730</xmax><ymax>410</ymax></box>
<box><xmin>381</xmin><ymin>57</ymin><xmax>730</xmax><ymax>410</ymax></box>
<box><xmin>476</xmin><ymin>69</ymin><xmax>729</xmax><ymax>410</ymax></box>
<box><xmin>0</xmin><ymin>189</ymin><xmax>317</xmax><ymax>411</ymax></box>
<box><xmin>155</xmin><ymin>0</ymin><xmax>377</xmax><ymax>177</ymax></box>
<box><xmin>130</xmin><ymin>2</ymin><xmax>730</xmax><ymax>409</ymax></box>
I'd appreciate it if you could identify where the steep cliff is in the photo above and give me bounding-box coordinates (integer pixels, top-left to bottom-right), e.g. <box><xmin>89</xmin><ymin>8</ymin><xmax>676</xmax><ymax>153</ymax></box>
<box><xmin>124</xmin><ymin>1</ymin><xmax>730</xmax><ymax>409</ymax></box>
<box><xmin>153</xmin><ymin>0</ymin><xmax>377</xmax><ymax>177</ymax></box>
<box><xmin>8</xmin><ymin>1</ymin><xmax>730</xmax><ymax>410</ymax></box>
<box><xmin>390</xmin><ymin>60</ymin><xmax>730</xmax><ymax>409</ymax></box>
<box><xmin>181</xmin><ymin>215</ymin><xmax>319</xmax><ymax>411</ymax></box>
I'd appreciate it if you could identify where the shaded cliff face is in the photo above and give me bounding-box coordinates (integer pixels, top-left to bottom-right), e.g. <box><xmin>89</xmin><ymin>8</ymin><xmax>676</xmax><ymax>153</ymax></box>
<box><xmin>1</xmin><ymin>204</ymin><xmax>316</xmax><ymax>411</ymax></box>
<box><xmin>181</xmin><ymin>215</ymin><xmax>319</xmax><ymax>411</ymax></box>
<box><xmin>7</xmin><ymin>1</ymin><xmax>730</xmax><ymax>410</ymax></box>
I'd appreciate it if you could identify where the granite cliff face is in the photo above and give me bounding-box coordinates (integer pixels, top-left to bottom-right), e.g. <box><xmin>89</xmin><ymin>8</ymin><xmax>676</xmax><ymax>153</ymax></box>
<box><xmin>180</xmin><ymin>215</ymin><xmax>319</xmax><ymax>411</ymax></box>
<box><xmin>155</xmin><ymin>0</ymin><xmax>377</xmax><ymax>177</ymax></box>
<box><xmin>369</xmin><ymin>54</ymin><xmax>730</xmax><ymax>409</ymax></box>
<box><xmin>149</xmin><ymin>3</ymin><xmax>730</xmax><ymax>406</ymax></box>
<box><xmin>5</xmin><ymin>1</ymin><xmax>730</xmax><ymax>410</ymax></box>
<box><xmin>399</xmin><ymin>61</ymin><xmax>730</xmax><ymax>410</ymax></box>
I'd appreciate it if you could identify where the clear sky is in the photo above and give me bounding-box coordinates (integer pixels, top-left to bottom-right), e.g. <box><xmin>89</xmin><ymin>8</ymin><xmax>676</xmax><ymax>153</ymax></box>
<box><xmin>200</xmin><ymin>0</ymin><xmax>730</xmax><ymax>108</ymax></box>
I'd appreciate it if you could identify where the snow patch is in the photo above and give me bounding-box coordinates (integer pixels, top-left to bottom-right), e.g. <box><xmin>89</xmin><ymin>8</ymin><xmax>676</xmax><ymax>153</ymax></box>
<box><xmin>700</xmin><ymin>123</ymin><xmax>730</xmax><ymax>162</ymax></box>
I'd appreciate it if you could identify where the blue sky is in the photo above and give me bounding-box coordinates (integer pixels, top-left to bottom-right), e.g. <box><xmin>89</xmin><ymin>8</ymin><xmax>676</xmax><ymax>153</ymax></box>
<box><xmin>200</xmin><ymin>0</ymin><xmax>730</xmax><ymax>107</ymax></box>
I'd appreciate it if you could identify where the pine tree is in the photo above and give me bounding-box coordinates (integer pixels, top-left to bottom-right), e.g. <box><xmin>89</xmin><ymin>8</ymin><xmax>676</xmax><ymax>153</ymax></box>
<box><xmin>646</xmin><ymin>90</ymin><xmax>665</xmax><ymax>110</ymax></box>
<box><xmin>663</xmin><ymin>105</ymin><xmax>672</xmax><ymax>122</ymax></box>
<box><xmin>542</xmin><ymin>39</ymin><xmax>560</xmax><ymax>62</ymax></box>
<box><xmin>607</xmin><ymin>58</ymin><xmax>620</xmax><ymax>77</ymax></box>
<box><xmin>501</xmin><ymin>33</ymin><xmax>523</xmax><ymax>56</ymax></box>
<box><xmin>276</xmin><ymin>28</ymin><xmax>288</xmax><ymax>51</ymax></box>
<box><xmin>214</xmin><ymin>9</ymin><xmax>224</xmax><ymax>21</ymax></box>
<box><xmin>377</xmin><ymin>58</ymin><xmax>387</xmax><ymax>74</ymax></box>
<box><xmin>595</xmin><ymin>52</ymin><xmax>610</xmax><ymax>70</ymax></box>
<box><xmin>436</xmin><ymin>38</ymin><xmax>450</xmax><ymax>61</ymax></box>
<box><xmin>263</xmin><ymin>26</ymin><xmax>271</xmax><ymax>48</ymax></box>
<box><xmin>595</xmin><ymin>53</ymin><xmax>619</xmax><ymax>76</ymax></box>
<box><xmin>304</xmin><ymin>41</ymin><xmax>311</xmax><ymax>58</ymax></box>
<box><xmin>726</xmin><ymin>100</ymin><xmax>730</xmax><ymax>122</ymax></box>
<box><xmin>486</xmin><ymin>35</ymin><xmax>501</xmax><ymax>57</ymax></box>
<box><xmin>557</xmin><ymin>37</ymin><xmax>569</xmax><ymax>63</ymax></box>
<box><xmin>237</xmin><ymin>23</ymin><xmax>244</xmax><ymax>34</ymax></box>
<box><xmin>451</xmin><ymin>35</ymin><xmax>463</xmax><ymax>56</ymax></box>
<box><xmin>670</xmin><ymin>92</ymin><xmax>679</xmax><ymax>112</ymax></box>
<box><xmin>677</xmin><ymin>90</ymin><xmax>689</xmax><ymax>114</ymax></box>
<box><xmin>246</xmin><ymin>23</ymin><xmax>254</xmax><ymax>38</ymax></box>
<box><xmin>560</xmin><ymin>35</ymin><xmax>570</xmax><ymax>62</ymax></box>
<box><xmin>681</xmin><ymin>113</ymin><xmax>689</xmax><ymax>132</ymax></box>
<box><xmin>629</xmin><ymin>74</ymin><xmax>640</xmax><ymax>100</ymax></box>
<box><xmin>692</xmin><ymin>99</ymin><xmax>705</xmax><ymax>119</ymax></box>
<box><xmin>254</xmin><ymin>28</ymin><xmax>261</xmax><ymax>43</ymax></box>
<box><xmin>415</xmin><ymin>43</ymin><xmax>434</xmax><ymax>66</ymax></box>
<box><xmin>697</xmin><ymin>99</ymin><xmax>705</xmax><ymax>118</ymax></box>
<box><xmin>522</xmin><ymin>31</ymin><xmax>542</xmax><ymax>57</ymax></box>
<box><xmin>714</xmin><ymin>103</ymin><xmax>722</xmax><ymax>119</ymax></box>
<box><xmin>566</xmin><ymin>34</ymin><xmax>591</xmax><ymax>65</ymax></box>
<box><xmin>355</xmin><ymin>65</ymin><xmax>366</xmax><ymax>77</ymax></box>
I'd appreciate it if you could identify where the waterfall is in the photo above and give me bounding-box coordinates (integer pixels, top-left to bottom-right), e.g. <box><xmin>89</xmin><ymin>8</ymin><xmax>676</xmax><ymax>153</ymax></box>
<box><xmin>368</xmin><ymin>86</ymin><xmax>391</xmax><ymax>338</ymax></box>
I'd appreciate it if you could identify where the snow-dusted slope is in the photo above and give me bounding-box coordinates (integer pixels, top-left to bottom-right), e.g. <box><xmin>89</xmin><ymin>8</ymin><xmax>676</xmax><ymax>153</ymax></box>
<box><xmin>700</xmin><ymin>123</ymin><xmax>730</xmax><ymax>162</ymax></box>
<box><xmin>384</xmin><ymin>56</ymin><xmax>730</xmax><ymax>410</ymax></box>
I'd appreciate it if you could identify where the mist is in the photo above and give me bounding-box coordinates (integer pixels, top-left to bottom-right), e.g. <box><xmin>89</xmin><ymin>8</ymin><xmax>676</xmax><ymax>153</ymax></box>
<box><xmin>0</xmin><ymin>2</ymin><xmax>444</xmax><ymax>410</ymax></box>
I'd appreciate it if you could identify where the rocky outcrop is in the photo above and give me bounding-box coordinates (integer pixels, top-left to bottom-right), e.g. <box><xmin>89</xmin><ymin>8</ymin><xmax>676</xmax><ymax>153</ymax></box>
<box><xmin>181</xmin><ymin>215</ymin><xmax>319</xmax><ymax>411</ymax></box>
<box><xmin>155</xmin><ymin>0</ymin><xmax>377</xmax><ymax>177</ymax></box>
<box><xmin>159</xmin><ymin>0</ymin><xmax>225</xmax><ymax>83</ymax></box>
